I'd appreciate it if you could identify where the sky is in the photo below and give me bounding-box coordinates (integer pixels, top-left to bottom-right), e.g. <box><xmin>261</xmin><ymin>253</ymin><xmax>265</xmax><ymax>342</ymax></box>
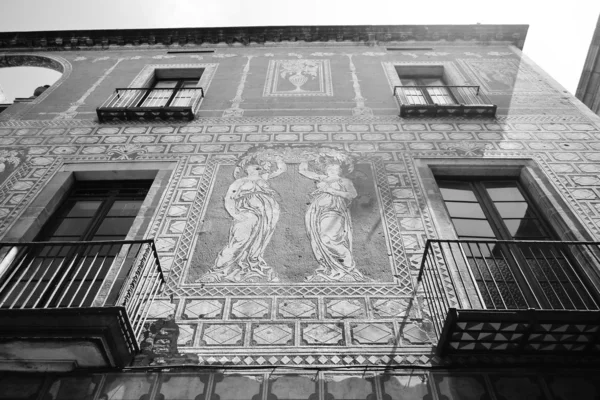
<box><xmin>0</xmin><ymin>0</ymin><xmax>599</xmax><ymax>100</ymax></box>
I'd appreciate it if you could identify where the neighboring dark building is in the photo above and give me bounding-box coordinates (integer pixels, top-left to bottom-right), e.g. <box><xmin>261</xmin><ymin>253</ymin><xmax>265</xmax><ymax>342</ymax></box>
<box><xmin>0</xmin><ymin>24</ymin><xmax>599</xmax><ymax>399</ymax></box>
<box><xmin>577</xmin><ymin>14</ymin><xmax>600</xmax><ymax>115</ymax></box>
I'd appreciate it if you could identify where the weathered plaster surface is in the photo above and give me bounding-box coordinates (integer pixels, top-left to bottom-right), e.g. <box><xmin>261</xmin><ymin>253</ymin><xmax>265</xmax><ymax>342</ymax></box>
<box><xmin>0</xmin><ymin>38</ymin><xmax>600</xmax><ymax>395</ymax></box>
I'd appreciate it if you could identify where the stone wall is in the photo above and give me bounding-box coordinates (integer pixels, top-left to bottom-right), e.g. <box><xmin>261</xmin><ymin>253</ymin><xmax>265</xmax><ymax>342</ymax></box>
<box><xmin>1</xmin><ymin>37</ymin><xmax>600</xmax><ymax>397</ymax></box>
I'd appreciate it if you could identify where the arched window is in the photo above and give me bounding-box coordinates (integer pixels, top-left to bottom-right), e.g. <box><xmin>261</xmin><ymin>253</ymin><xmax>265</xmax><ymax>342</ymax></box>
<box><xmin>0</xmin><ymin>54</ymin><xmax>69</xmax><ymax>114</ymax></box>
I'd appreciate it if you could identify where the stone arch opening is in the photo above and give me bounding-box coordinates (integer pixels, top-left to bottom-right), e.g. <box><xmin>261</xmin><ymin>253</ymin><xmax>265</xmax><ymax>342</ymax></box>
<box><xmin>0</xmin><ymin>54</ymin><xmax>71</xmax><ymax>115</ymax></box>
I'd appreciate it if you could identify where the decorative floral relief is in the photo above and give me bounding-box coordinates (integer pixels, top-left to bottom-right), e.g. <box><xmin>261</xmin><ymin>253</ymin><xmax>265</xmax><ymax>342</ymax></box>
<box><xmin>0</xmin><ymin>150</ymin><xmax>21</xmax><ymax>174</ymax></box>
<box><xmin>439</xmin><ymin>142</ymin><xmax>492</xmax><ymax>156</ymax></box>
<box><xmin>264</xmin><ymin>59</ymin><xmax>333</xmax><ymax>97</ymax></box>
<box><xmin>107</xmin><ymin>144</ymin><xmax>146</xmax><ymax>160</ymax></box>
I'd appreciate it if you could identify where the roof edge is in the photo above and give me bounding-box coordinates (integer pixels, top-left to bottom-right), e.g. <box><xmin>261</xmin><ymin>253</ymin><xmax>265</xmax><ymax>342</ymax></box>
<box><xmin>0</xmin><ymin>24</ymin><xmax>529</xmax><ymax>51</ymax></box>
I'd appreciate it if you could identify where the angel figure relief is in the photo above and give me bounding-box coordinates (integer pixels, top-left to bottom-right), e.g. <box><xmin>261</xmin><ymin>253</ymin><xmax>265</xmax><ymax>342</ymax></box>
<box><xmin>299</xmin><ymin>151</ymin><xmax>368</xmax><ymax>282</ymax></box>
<box><xmin>197</xmin><ymin>155</ymin><xmax>286</xmax><ymax>283</ymax></box>
<box><xmin>279</xmin><ymin>60</ymin><xmax>319</xmax><ymax>92</ymax></box>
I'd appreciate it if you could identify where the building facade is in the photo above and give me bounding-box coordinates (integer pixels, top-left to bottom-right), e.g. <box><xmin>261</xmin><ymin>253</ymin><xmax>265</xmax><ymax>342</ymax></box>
<box><xmin>577</xmin><ymin>14</ymin><xmax>600</xmax><ymax>116</ymax></box>
<box><xmin>0</xmin><ymin>25</ymin><xmax>599</xmax><ymax>399</ymax></box>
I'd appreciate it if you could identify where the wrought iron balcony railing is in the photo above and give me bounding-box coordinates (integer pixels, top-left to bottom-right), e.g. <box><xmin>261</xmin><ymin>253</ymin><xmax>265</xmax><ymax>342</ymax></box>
<box><xmin>0</xmin><ymin>239</ymin><xmax>164</xmax><ymax>368</ymax></box>
<box><xmin>418</xmin><ymin>239</ymin><xmax>600</xmax><ymax>355</ymax></box>
<box><xmin>393</xmin><ymin>85</ymin><xmax>497</xmax><ymax>117</ymax></box>
<box><xmin>96</xmin><ymin>87</ymin><xmax>205</xmax><ymax>122</ymax></box>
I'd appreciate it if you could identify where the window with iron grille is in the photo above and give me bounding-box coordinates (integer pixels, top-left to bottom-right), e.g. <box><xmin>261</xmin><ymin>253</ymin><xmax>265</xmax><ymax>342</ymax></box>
<box><xmin>436</xmin><ymin>178</ymin><xmax>598</xmax><ymax>310</ymax></box>
<box><xmin>0</xmin><ymin>181</ymin><xmax>152</xmax><ymax>308</ymax></box>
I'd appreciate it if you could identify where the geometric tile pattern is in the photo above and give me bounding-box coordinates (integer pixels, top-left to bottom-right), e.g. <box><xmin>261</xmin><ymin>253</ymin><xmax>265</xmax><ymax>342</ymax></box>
<box><xmin>351</xmin><ymin>323</ymin><xmax>395</xmax><ymax>345</ymax></box>
<box><xmin>251</xmin><ymin>323</ymin><xmax>294</xmax><ymax>346</ymax></box>
<box><xmin>231</xmin><ymin>299</ymin><xmax>271</xmax><ymax>319</ymax></box>
<box><xmin>277</xmin><ymin>298</ymin><xmax>317</xmax><ymax>319</ymax></box>
<box><xmin>444</xmin><ymin>312</ymin><xmax>600</xmax><ymax>354</ymax></box>
<box><xmin>200</xmin><ymin>324</ymin><xmax>244</xmax><ymax>346</ymax></box>
<box><xmin>371</xmin><ymin>298</ymin><xmax>414</xmax><ymax>318</ymax></box>
<box><xmin>325</xmin><ymin>299</ymin><xmax>366</xmax><ymax>318</ymax></box>
<box><xmin>302</xmin><ymin>323</ymin><xmax>344</xmax><ymax>346</ymax></box>
<box><xmin>178</xmin><ymin>324</ymin><xmax>197</xmax><ymax>347</ymax></box>
<box><xmin>146</xmin><ymin>299</ymin><xmax>177</xmax><ymax>319</ymax></box>
<box><xmin>401</xmin><ymin>323</ymin><xmax>431</xmax><ymax>345</ymax></box>
<box><xmin>182</xmin><ymin>298</ymin><xmax>224</xmax><ymax>319</ymax></box>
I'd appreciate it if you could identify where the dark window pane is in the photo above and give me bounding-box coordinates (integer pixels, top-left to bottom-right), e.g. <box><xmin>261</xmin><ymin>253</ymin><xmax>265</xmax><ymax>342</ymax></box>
<box><xmin>494</xmin><ymin>202</ymin><xmax>530</xmax><ymax>219</ymax></box>
<box><xmin>94</xmin><ymin>217</ymin><xmax>135</xmax><ymax>237</ymax></box>
<box><xmin>452</xmin><ymin>218</ymin><xmax>495</xmax><ymax>237</ymax></box>
<box><xmin>504</xmin><ymin>219</ymin><xmax>548</xmax><ymax>238</ymax></box>
<box><xmin>53</xmin><ymin>218</ymin><xmax>91</xmax><ymax>237</ymax></box>
<box><xmin>446</xmin><ymin>201</ymin><xmax>486</xmax><ymax>218</ymax></box>
<box><xmin>66</xmin><ymin>201</ymin><xmax>102</xmax><ymax>217</ymax></box>
<box><xmin>438</xmin><ymin>181</ymin><xmax>477</xmax><ymax>201</ymax></box>
<box><xmin>484</xmin><ymin>182</ymin><xmax>525</xmax><ymax>201</ymax></box>
<box><xmin>107</xmin><ymin>200</ymin><xmax>143</xmax><ymax>217</ymax></box>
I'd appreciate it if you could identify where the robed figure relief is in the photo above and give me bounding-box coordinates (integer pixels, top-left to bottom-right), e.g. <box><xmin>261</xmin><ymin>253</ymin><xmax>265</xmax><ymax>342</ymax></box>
<box><xmin>197</xmin><ymin>156</ymin><xmax>286</xmax><ymax>283</ymax></box>
<box><xmin>299</xmin><ymin>157</ymin><xmax>367</xmax><ymax>282</ymax></box>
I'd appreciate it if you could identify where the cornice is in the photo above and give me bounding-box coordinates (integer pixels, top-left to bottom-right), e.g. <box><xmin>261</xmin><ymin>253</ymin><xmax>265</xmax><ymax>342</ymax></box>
<box><xmin>0</xmin><ymin>24</ymin><xmax>529</xmax><ymax>52</ymax></box>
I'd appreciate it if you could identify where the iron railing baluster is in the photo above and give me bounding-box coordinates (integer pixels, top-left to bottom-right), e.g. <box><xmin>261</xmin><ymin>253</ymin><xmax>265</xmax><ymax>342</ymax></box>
<box><xmin>0</xmin><ymin>240</ymin><xmax>164</xmax><ymax>351</ymax></box>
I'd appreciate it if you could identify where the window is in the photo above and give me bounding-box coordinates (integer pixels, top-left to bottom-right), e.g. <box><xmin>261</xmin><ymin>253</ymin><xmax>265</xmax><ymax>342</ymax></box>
<box><xmin>399</xmin><ymin>76</ymin><xmax>456</xmax><ymax>105</ymax></box>
<box><xmin>396</xmin><ymin>65</ymin><xmax>456</xmax><ymax>105</ymax></box>
<box><xmin>437</xmin><ymin>180</ymin><xmax>552</xmax><ymax>241</ymax></box>
<box><xmin>138</xmin><ymin>78</ymin><xmax>199</xmax><ymax>108</ymax></box>
<box><xmin>1</xmin><ymin>180</ymin><xmax>152</xmax><ymax>308</ymax></box>
<box><xmin>436</xmin><ymin>177</ymin><xmax>597</xmax><ymax>310</ymax></box>
<box><xmin>97</xmin><ymin>67</ymin><xmax>207</xmax><ymax>122</ymax></box>
<box><xmin>35</xmin><ymin>180</ymin><xmax>152</xmax><ymax>242</ymax></box>
<box><xmin>391</xmin><ymin>63</ymin><xmax>496</xmax><ymax>117</ymax></box>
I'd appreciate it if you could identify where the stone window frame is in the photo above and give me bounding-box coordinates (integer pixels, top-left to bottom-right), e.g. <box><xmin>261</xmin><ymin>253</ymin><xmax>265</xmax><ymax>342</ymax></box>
<box><xmin>382</xmin><ymin>61</ymin><xmax>487</xmax><ymax>109</ymax></box>
<box><xmin>127</xmin><ymin>63</ymin><xmax>219</xmax><ymax>115</ymax></box>
<box><xmin>414</xmin><ymin>157</ymin><xmax>600</xmax><ymax>307</ymax></box>
<box><xmin>0</xmin><ymin>161</ymin><xmax>177</xmax><ymax>306</ymax></box>
<box><xmin>3</xmin><ymin>160</ymin><xmax>177</xmax><ymax>243</ymax></box>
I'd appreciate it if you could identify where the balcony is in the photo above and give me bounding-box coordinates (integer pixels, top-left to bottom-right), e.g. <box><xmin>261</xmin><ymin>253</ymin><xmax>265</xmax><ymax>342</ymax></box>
<box><xmin>393</xmin><ymin>85</ymin><xmax>497</xmax><ymax>117</ymax></box>
<box><xmin>418</xmin><ymin>239</ymin><xmax>600</xmax><ymax>356</ymax></box>
<box><xmin>0</xmin><ymin>239</ymin><xmax>164</xmax><ymax>371</ymax></box>
<box><xmin>96</xmin><ymin>87</ymin><xmax>204</xmax><ymax>122</ymax></box>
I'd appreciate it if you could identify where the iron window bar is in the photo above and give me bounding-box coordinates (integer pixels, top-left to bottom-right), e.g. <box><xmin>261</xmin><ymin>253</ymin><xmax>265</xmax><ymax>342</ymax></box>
<box><xmin>417</xmin><ymin>239</ymin><xmax>600</xmax><ymax>340</ymax></box>
<box><xmin>97</xmin><ymin>87</ymin><xmax>205</xmax><ymax>122</ymax></box>
<box><xmin>0</xmin><ymin>239</ymin><xmax>165</xmax><ymax>346</ymax></box>
<box><xmin>393</xmin><ymin>85</ymin><xmax>496</xmax><ymax>117</ymax></box>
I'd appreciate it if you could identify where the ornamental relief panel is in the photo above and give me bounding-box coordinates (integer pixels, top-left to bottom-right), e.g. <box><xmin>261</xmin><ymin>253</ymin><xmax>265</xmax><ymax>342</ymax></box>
<box><xmin>188</xmin><ymin>145</ymin><xmax>402</xmax><ymax>285</ymax></box>
<box><xmin>263</xmin><ymin>59</ymin><xmax>333</xmax><ymax>97</ymax></box>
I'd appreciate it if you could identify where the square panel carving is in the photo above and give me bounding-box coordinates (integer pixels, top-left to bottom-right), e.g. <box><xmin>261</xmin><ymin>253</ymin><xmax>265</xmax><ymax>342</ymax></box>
<box><xmin>263</xmin><ymin>60</ymin><xmax>333</xmax><ymax>97</ymax></box>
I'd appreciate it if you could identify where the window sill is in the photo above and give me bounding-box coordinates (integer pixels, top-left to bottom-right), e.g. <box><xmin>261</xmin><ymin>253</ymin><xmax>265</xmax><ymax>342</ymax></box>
<box><xmin>96</xmin><ymin>105</ymin><xmax>197</xmax><ymax>122</ymax></box>
<box><xmin>400</xmin><ymin>103</ymin><xmax>497</xmax><ymax>118</ymax></box>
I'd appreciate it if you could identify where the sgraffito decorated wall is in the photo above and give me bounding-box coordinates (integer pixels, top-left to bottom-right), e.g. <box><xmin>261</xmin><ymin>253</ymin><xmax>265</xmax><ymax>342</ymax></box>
<box><xmin>1</xmin><ymin>27</ymin><xmax>600</xmax><ymax>398</ymax></box>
